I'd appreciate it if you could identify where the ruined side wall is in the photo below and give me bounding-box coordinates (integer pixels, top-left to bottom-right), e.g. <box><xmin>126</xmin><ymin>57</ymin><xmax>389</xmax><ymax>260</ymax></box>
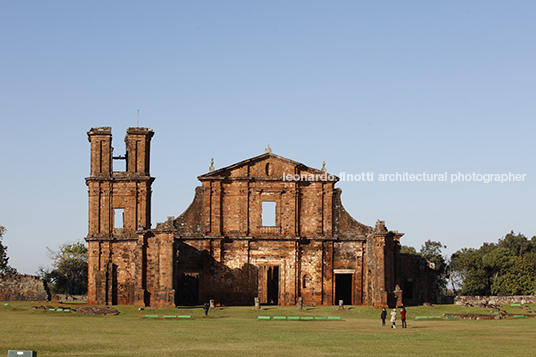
<box><xmin>398</xmin><ymin>253</ymin><xmax>436</xmax><ymax>306</ymax></box>
<box><xmin>332</xmin><ymin>188</ymin><xmax>372</xmax><ymax>239</ymax></box>
<box><xmin>0</xmin><ymin>275</ymin><xmax>50</xmax><ymax>301</ymax></box>
<box><xmin>174</xmin><ymin>186</ymin><xmax>208</xmax><ymax>236</ymax></box>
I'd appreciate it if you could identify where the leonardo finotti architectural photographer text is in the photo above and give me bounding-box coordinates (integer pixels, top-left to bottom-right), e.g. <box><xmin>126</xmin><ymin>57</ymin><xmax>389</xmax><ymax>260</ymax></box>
<box><xmin>283</xmin><ymin>172</ymin><xmax>526</xmax><ymax>184</ymax></box>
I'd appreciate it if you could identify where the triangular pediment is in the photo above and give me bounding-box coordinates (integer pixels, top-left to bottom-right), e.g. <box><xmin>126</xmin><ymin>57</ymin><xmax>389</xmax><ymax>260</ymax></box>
<box><xmin>198</xmin><ymin>153</ymin><xmax>339</xmax><ymax>182</ymax></box>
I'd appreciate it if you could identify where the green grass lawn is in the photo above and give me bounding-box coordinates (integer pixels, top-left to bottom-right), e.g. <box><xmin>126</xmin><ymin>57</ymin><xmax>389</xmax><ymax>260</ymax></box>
<box><xmin>1</xmin><ymin>301</ymin><xmax>536</xmax><ymax>356</ymax></box>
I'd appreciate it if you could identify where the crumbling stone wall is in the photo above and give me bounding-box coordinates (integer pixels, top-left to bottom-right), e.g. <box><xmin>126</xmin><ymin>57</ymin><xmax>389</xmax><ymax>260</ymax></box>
<box><xmin>0</xmin><ymin>274</ymin><xmax>50</xmax><ymax>301</ymax></box>
<box><xmin>455</xmin><ymin>295</ymin><xmax>536</xmax><ymax>305</ymax></box>
<box><xmin>398</xmin><ymin>253</ymin><xmax>437</xmax><ymax>305</ymax></box>
<box><xmin>50</xmin><ymin>294</ymin><xmax>87</xmax><ymax>302</ymax></box>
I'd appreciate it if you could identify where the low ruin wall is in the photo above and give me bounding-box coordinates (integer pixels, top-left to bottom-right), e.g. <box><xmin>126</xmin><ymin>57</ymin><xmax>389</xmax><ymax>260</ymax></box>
<box><xmin>455</xmin><ymin>295</ymin><xmax>536</xmax><ymax>305</ymax></box>
<box><xmin>0</xmin><ymin>274</ymin><xmax>50</xmax><ymax>301</ymax></box>
<box><xmin>51</xmin><ymin>294</ymin><xmax>88</xmax><ymax>302</ymax></box>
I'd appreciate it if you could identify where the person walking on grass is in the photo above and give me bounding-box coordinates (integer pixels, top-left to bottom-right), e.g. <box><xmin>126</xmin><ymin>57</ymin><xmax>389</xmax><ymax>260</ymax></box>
<box><xmin>381</xmin><ymin>308</ymin><xmax>387</xmax><ymax>326</ymax></box>
<box><xmin>203</xmin><ymin>302</ymin><xmax>210</xmax><ymax>316</ymax></box>
<box><xmin>401</xmin><ymin>307</ymin><xmax>407</xmax><ymax>328</ymax></box>
<box><xmin>390</xmin><ymin>308</ymin><xmax>397</xmax><ymax>328</ymax></box>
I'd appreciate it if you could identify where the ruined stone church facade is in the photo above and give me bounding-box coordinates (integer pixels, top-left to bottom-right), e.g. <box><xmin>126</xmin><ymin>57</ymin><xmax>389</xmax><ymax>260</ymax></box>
<box><xmin>85</xmin><ymin>127</ymin><xmax>435</xmax><ymax>308</ymax></box>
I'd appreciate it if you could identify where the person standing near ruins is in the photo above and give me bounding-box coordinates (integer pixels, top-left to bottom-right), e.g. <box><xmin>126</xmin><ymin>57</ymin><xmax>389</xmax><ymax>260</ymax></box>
<box><xmin>203</xmin><ymin>302</ymin><xmax>210</xmax><ymax>316</ymax></box>
<box><xmin>390</xmin><ymin>308</ymin><xmax>397</xmax><ymax>328</ymax></box>
<box><xmin>381</xmin><ymin>308</ymin><xmax>387</xmax><ymax>326</ymax></box>
<box><xmin>401</xmin><ymin>307</ymin><xmax>407</xmax><ymax>328</ymax></box>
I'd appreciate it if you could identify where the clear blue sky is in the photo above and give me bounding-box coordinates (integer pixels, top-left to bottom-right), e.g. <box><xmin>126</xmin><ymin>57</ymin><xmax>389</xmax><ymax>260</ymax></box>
<box><xmin>1</xmin><ymin>1</ymin><xmax>535</xmax><ymax>274</ymax></box>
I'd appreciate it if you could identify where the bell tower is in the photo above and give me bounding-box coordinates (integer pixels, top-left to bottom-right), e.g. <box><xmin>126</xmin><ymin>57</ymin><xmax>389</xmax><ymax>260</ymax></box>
<box><xmin>85</xmin><ymin>127</ymin><xmax>155</xmax><ymax>305</ymax></box>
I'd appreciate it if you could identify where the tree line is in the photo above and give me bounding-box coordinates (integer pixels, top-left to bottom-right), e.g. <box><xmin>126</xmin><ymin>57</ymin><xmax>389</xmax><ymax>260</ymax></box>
<box><xmin>403</xmin><ymin>231</ymin><xmax>536</xmax><ymax>296</ymax></box>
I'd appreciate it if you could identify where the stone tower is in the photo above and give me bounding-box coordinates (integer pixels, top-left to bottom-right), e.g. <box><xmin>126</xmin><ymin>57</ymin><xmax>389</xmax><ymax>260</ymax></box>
<box><xmin>85</xmin><ymin>127</ymin><xmax>155</xmax><ymax>305</ymax></box>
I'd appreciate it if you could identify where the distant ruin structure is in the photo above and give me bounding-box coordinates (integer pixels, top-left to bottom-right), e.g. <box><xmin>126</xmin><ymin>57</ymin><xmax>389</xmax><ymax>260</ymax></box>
<box><xmin>85</xmin><ymin>127</ymin><xmax>434</xmax><ymax>308</ymax></box>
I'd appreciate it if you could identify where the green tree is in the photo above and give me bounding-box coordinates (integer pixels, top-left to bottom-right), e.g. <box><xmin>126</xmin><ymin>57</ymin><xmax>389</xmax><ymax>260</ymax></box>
<box><xmin>491</xmin><ymin>252</ymin><xmax>536</xmax><ymax>295</ymax></box>
<box><xmin>482</xmin><ymin>247</ymin><xmax>515</xmax><ymax>279</ymax></box>
<box><xmin>45</xmin><ymin>242</ymin><xmax>88</xmax><ymax>295</ymax></box>
<box><xmin>419</xmin><ymin>240</ymin><xmax>448</xmax><ymax>293</ymax></box>
<box><xmin>529</xmin><ymin>236</ymin><xmax>536</xmax><ymax>253</ymax></box>
<box><xmin>498</xmin><ymin>231</ymin><xmax>529</xmax><ymax>257</ymax></box>
<box><xmin>451</xmin><ymin>232</ymin><xmax>536</xmax><ymax>296</ymax></box>
<box><xmin>449</xmin><ymin>248</ymin><xmax>473</xmax><ymax>293</ymax></box>
<box><xmin>452</xmin><ymin>247</ymin><xmax>492</xmax><ymax>296</ymax></box>
<box><xmin>0</xmin><ymin>225</ymin><xmax>18</xmax><ymax>275</ymax></box>
<box><xmin>420</xmin><ymin>240</ymin><xmax>447</xmax><ymax>269</ymax></box>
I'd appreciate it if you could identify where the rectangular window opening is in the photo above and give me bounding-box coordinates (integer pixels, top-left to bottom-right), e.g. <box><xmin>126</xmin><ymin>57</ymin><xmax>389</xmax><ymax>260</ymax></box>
<box><xmin>261</xmin><ymin>201</ymin><xmax>276</xmax><ymax>226</ymax></box>
<box><xmin>114</xmin><ymin>208</ymin><xmax>124</xmax><ymax>228</ymax></box>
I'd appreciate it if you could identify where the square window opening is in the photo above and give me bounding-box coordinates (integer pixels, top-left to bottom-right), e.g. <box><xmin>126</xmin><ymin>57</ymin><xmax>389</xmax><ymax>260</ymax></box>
<box><xmin>261</xmin><ymin>201</ymin><xmax>276</xmax><ymax>226</ymax></box>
